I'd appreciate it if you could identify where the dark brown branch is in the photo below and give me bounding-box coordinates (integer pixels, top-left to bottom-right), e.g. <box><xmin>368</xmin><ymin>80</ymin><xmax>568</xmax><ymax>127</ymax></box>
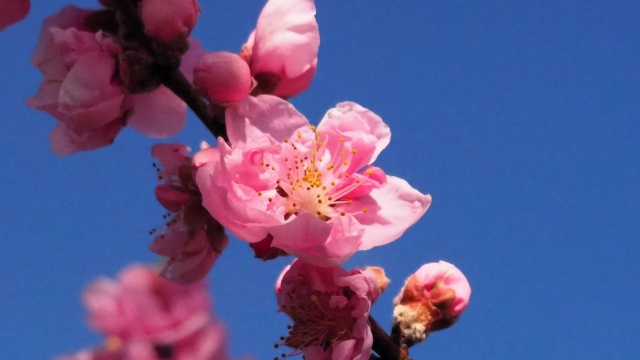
<box><xmin>370</xmin><ymin>315</ymin><xmax>412</xmax><ymax>360</ymax></box>
<box><xmin>162</xmin><ymin>69</ymin><xmax>228</xmax><ymax>140</ymax></box>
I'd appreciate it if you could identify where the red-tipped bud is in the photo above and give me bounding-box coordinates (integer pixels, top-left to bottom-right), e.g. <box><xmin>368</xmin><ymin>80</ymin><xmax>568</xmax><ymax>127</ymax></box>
<box><xmin>392</xmin><ymin>261</ymin><xmax>471</xmax><ymax>346</ymax></box>
<box><xmin>139</xmin><ymin>0</ymin><xmax>199</xmax><ymax>43</ymax></box>
<box><xmin>193</xmin><ymin>51</ymin><xmax>253</xmax><ymax>104</ymax></box>
<box><xmin>363</xmin><ymin>266</ymin><xmax>390</xmax><ymax>294</ymax></box>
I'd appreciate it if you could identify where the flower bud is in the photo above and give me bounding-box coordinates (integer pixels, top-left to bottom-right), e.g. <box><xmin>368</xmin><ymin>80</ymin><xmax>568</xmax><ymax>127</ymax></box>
<box><xmin>193</xmin><ymin>51</ymin><xmax>253</xmax><ymax>104</ymax></box>
<box><xmin>392</xmin><ymin>261</ymin><xmax>471</xmax><ymax>346</ymax></box>
<box><xmin>363</xmin><ymin>266</ymin><xmax>390</xmax><ymax>294</ymax></box>
<box><xmin>139</xmin><ymin>0</ymin><xmax>199</xmax><ymax>43</ymax></box>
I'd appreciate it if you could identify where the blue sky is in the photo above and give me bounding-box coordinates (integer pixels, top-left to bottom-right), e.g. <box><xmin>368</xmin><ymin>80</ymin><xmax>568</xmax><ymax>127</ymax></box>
<box><xmin>1</xmin><ymin>1</ymin><xmax>639</xmax><ymax>359</ymax></box>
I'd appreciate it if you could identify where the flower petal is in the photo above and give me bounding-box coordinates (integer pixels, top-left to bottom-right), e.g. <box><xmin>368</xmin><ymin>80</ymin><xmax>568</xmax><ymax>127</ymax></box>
<box><xmin>225</xmin><ymin>95</ymin><xmax>308</xmax><ymax>145</ymax></box>
<box><xmin>129</xmin><ymin>86</ymin><xmax>187</xmax><ymax>138</ymax></box>
<box><xmin>354</xmin><ymin>176</ymin><xmax>432</xmax><ymax>250</ymax></box>
<box><xmin>318</xmin><ymin>102</ymin><xmax>391</xmax><ymax>168</ymax></box>
<box><xmin>251</xmin><ymin>0</ymin><xmax>319</xmax><ymax>80</ymax></box>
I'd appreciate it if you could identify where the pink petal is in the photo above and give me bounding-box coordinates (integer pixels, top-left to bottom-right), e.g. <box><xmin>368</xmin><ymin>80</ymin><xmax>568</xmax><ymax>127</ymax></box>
<box><xmin>317</xmin><ymin>102</ymin><xmax>391</xmax><ymax>167</ymax></box>
<box><xmin>151</xmin><ymin>143</ymin><xmax>191</xmax><ymax>174</ymax></box>
<box><xmin>31</xmin><ymin>6</ymin><xmax>91</xmax><ymax>76</ymax></box>
<box><xmin>354</xmin><ymin>176</ymin><xmax>432</xmax><ymax>250</ymax></box>
<box><xmin>155</xmin><ymin>184</ymin><xmax>193</xmax><ymax>211</ymax></box>
<box><xmin>129</xmin><ymin>86</ymin><xmax>187</xmax><ymax>138</ymax></box>
<box><xmin>0</xmin><ymin>0</ymin><xmax>30</xmax><ymax>30</ymax></box>
<box><xmin>251</xmin><ymin>0</ymin><xmax>319</xmax><ymax>80</ymax></box>
<box><xmin>180</xmin><ymin>37</ymin><xmax>206</xmax><ymax>82</ymax></box>
<box><xmin>58</xmin><ymin>51</ymin><xmax>124</xmax><ymax>130</ymax></box>
<box><xmin>196</xmin><ymin>156</ymin><xmax>281</xmax><ymax>242</ymax></box>
<box><xmin>271</xmin><ymin>59</ymin><xmax>317</xmax><ymax>98</ymax></box>
<box><xmin>50</xmin><ymin>28</ymin><xmax>103</xmax><ymax>67</ymax></box>
<box><xmin>225</xmin><ymin>95</ymin><xmax>309</xmax><ymax>145</ymax></box>
<box><xmin>50</xmin><ymin>120</ymin><xmax>124</xmax><ymax>156</ymax></box>
<box><xmin>270</xmin><ymin>213</ymin><xmax>363</xmax><ymax>266</ymax></box>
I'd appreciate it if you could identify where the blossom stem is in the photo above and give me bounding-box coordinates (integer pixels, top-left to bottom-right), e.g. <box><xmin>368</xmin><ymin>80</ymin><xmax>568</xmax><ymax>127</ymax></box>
<box><xmin>370</xmin><ymin>315</ymin><xmax>412</xmax><ymax>360</ymax></box>
<box><xmin>161</xmin><ymin>69</ymin><xmax>228</xmax><ymax>140</ymax></box>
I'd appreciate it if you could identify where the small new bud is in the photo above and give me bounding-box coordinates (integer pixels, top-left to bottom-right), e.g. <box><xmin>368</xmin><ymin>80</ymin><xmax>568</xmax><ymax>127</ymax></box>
<box><xmin>139</xmin><ymin>0</ymin><xmax>199</xmax><ymax>43</ymax></box>
<box><xmin>363</xmin><ymin>266</ymin><xmax>390</xmax><ymax>294</ymax></box>
<box><xmin>392</xmin><ymin>261</ymin><xmax>471</xmax><ymax>346</ymax></box>
<box><xmin>193</xmin><ymin>52</ymin><xmax>254</xmax><ymax>104</ymax></box>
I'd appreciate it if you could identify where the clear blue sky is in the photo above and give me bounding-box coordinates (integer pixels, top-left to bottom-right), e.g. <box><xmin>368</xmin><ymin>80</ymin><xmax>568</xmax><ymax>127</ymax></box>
<box><xmin>1</xmin><ymin>1</ymin><xmax>639</xmax><ymax>359</ymax></box>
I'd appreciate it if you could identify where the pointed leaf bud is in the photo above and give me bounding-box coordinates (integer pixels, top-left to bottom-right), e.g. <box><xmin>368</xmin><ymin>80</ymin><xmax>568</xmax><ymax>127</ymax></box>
<box><xmin>193</xmin><ymin>51</ymin><xmax>253</xmax><ymax>104</ymax></box>
<box><xmin>392</xmin><ymin>261</ymin><xmax>471</xmax><ymax>346</ymax></box>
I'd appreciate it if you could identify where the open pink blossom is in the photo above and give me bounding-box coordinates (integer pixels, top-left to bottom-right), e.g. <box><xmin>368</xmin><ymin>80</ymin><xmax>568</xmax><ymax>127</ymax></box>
<box><xmin>392</xmin><ymin>261</ymin><xmax>471</xmax><ymax>346</ymax></box>
<box><xmin>149</xmin><ymin>143</ymin><xmax>228</xmax><ymax>284</ymax></box>
<box><xmin>82</xmin><ymin>264</ymin><xmax>228</xmax><ymax>360</ymax></box>
<box><xmin>57</xmin><ymin>264</ymin><xmax>228</xmax><ymax>360</ymax></box>
<box><xmin>0</xmin><ymin>0</ymin><xmax>29</xmax><ymax>30</ymax></box>
<box><xmin>196</xmin><ymin>95</ymin><xmax>431</xmax><ymax>266</ymax></box>
<box><xmin>241</xmin><ymin>0</ymin><xmax>319</xmax><ymax>98</ymax></box>
<box><xmin>28</xmin><ymin>7</ymin><xmax>193</xmax><ymax>156</ymax></box>
<box><xmin>276</xmin><ymin>260</ymin><xmax>379</xmax><ymax>359</ymax></box>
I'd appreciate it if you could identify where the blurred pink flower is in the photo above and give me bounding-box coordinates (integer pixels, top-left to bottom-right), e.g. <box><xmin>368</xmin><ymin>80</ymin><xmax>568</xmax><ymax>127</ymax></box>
<box><xmin>27</xmin><ymin>7</ymin><xmax>194</xmax><ymax>156</ymax></box>
<box><xmin>0</xmin><ymin>0</ymin><xmax>29</xmax><ymax>30</ymax></box>
<box><xmin>196</xmin><ymin>95</ymin><xmax>431</xmax><ymax>266</ymax></box>
<box><xmin>241</xmin><ymin>0</ymin><xmax>319</xmax><ymax>98</ymax></box>
<box><xmin>149</xmin><ymin>143</ymin><xmax>228</xmax><ymax>284</ymax></box>
<box><xmin>140</xmin><ymin>0</ymin><xmax>199</xmax><ymax>43</ymax></box>
<box><xmin>392</xmin><ymin>261</ymin><xmax>471</xmax><ymax>346</ymax></box>
<box><xmin>276</xmin><ymin>260</ymin><xmax>379</xmax><ymax>359</ymax></box>
<box><xmin>75</xmin><ymin>264</ymin><xmax>228</xmax><ymax>360</ymax></box>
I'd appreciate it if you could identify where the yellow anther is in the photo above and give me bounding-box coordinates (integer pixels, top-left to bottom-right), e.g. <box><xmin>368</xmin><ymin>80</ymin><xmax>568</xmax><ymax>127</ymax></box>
<box><xmin>284</xmin><ymin>139</ymin><xmax>289</xmax><ymax>143</ymax></box>
<box><xmin>257</xmin><ymin>191</ymin><xmax>262</xmax><ymax>195</ymax></box>
<box><xmin>343</xmin><ymin>161</ymin><xmax>348</xmax><ymax>165</ymax></box>
<box><xmin>352</xmin><ymin>149</ymin><xmax>358</xmax><ymax>154</ymax></box>
<box><xmin>340</xmin><ymin>151</ymin><xmax>345</xmax><ymax>156</ymax></box>
<box><xmin>362</xmin><ymin>207</ymin><xmax>368</xmax><ymax>212</ymax></box>
<box><xmin>297</xmin><ymin>133</ymin><xmax>302</xmax><ymax>139</ymax></box>
<box><xmin>310</xmin><ymin>125</ymin><xmax>316</xmax><ymax>130</ymax></box>
<box><xmin>339</xmin><ymin>137</ymin><xmax>344</xmax><ymax>142</ymax></box>
<box><xmin>348</xmin><ymin>199</ymin><xmax>353</xmax><ymax>204</ymax></box>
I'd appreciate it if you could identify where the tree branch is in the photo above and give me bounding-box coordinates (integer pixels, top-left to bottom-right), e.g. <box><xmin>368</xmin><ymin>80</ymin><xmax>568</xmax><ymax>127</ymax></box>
<box><xmin>370</xmin><ymin>315</ymin><xmax>412</xmax><ymax>360</ymax></box>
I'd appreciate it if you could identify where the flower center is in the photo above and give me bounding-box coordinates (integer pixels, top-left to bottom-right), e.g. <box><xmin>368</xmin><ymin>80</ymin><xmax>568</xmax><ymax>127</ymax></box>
<box><xmin>258</xmin><ymin>126</ymin><xmax>370</xmax><ymax>221</ymax></box>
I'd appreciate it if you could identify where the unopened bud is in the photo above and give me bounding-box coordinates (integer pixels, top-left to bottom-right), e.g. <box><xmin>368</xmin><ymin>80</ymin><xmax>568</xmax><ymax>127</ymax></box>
<box><xmin>392</xmin><ymin>261</ymin><xmax>471</xmax><ymax>346</ymax></box>
<box><xmin>363</xmin><ymin>266</ymin><xmax>390</xmax><ymax>294</ymax></box>
<box><xmin>193</xmin><ymin>52</ymin><xmax>253</xmax><ymax>104</ymax></box>
<box><xmin>140</xmin><ymin>0</ymin><xmax>199</xmax><ymax>43</ymax></box>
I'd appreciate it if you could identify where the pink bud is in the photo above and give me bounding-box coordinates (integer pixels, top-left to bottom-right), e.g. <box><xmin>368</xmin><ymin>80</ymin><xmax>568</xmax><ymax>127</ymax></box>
<box><xmin>139</xmin><ymin>0</ymin><xmax>199</xmax><ymax>43</ymax></box>
<box><xmin>193</xmin><ymin>52</ymin><xmax>253</xmax><ymax>104</ymax></box>
<box><xmin>392</xmin><ymin>261</ymin><xmax>471</xmax><ymax>346</ymax></box>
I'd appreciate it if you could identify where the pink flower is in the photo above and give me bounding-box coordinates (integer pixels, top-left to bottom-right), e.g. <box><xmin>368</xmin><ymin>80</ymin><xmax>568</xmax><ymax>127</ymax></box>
<box><xmin>0</xmin><ymin>0</ymin><xmax>29</xmax><ymax>30</ymax></box>
<box><xmin>27</xmin><ymin>7</ymin><xmax>193</xmax><ymax>156</ymax></box>
<box><xmin>196</xmin><ymin>95</ymin><xmax>431</xmax><ymax>266</ymax></box>
<box><xmin>241</xmin><ymin>0</ymin><xmax>319</xmax><ymax>98</ymax></box>
<box><xmin>276</xmin><ymin>260</ymin><xmax>379</xmax><ymax>359</ymax></box>
<box><xmin>193</xmin><ymin>52</ymin><xmax>253</xmax><ymax>104</ymax></box>
<box><xmin>149</xmin><ymin>143</ymin><xmax>228</xmax><ymax>284</ymax></box>
<box><xmin>392</xmin><ymin>261</ymin><xmax>471</xmax><ymax>346</ymax></box>
<box><xmin>79</xmin><ymin>264</ymin><xmax>228</xmax><ymax>360</ymax></box>
<box><xmin>140</xmin><ymin>0</ymin><xmax>199</xmax><ymax>43</ymax></box>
